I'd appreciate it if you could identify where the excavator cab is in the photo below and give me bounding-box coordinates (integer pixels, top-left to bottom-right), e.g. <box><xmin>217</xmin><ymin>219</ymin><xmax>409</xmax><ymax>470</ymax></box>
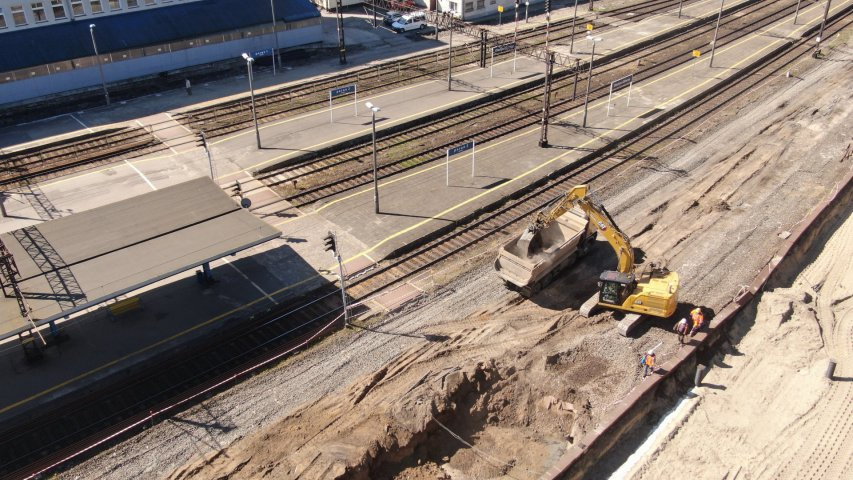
<box><xmin>597</xmin><ymin>271</ymin><xmax>635</xmax><ymax>306</ymax></box>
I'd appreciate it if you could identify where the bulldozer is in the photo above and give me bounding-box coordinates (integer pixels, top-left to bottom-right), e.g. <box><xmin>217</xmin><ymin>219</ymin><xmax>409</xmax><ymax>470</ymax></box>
<box><xmin>495</xmin><ymin>184</ymin><xmax>680</xmax><ymax>335</ymax></box>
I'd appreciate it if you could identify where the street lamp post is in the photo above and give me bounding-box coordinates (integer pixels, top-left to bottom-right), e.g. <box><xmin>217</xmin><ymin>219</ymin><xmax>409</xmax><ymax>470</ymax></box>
<box><xmin>88</xmin><ymin>24</ymin><xmax>110</xmax><ymax>106</ymax></box>
<box><xmin>582</xmin><ymin>36</ymin><xmax>602</xmax><ymax>128</ymax></box>
<box><xmin>525</xmin><ymin>1</ymin><xmax>529</xmax><ymax>22</ymax></box>
<box><xmin>241</xmin><ymin>53</ymin><xmax>261</xmax><ymax>149</ymax></box>
<box><xmin>709</xmin><ymin>0</ymin><xmax>724</xmax><ymax>67</ymax></box>
<box><xmin>270</xmin><ymin>0</ymin><xmax>281</xmax><ymax>75</ymax></box>
<box><xmin>366</xmin><ymin>102</ymin><xmax>381</xmax><ymax>213</ymax></box>
<box><xmin>677</xmin><ymin>0</ymin><xmax>684</xmax><ymax>18</ymax></box>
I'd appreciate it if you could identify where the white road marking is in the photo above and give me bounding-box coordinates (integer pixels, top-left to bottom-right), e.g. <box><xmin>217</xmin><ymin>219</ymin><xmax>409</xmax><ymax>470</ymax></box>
<box><xmin>124</xmin><ymin>159</ymin><xmax>157</xmax><ymax>191</ymax></box>
<box><xmin>221</xmin><ymin>257</ymin><xmax>278</xmax><ymax>305</ymax></box>
<box><xmin>69</xmin><ymin>114</ymin><xmax>93</xmax><ymax>133</ymax></box>
<box><xmin>136</xmin><ymin>119</ymin><xmax>178</xmax><ymax>155</ymax></box>
<box><xmin>165</xmin><ymin>112</ymin><xmax>195</xmax><ymax>135</ymax></box>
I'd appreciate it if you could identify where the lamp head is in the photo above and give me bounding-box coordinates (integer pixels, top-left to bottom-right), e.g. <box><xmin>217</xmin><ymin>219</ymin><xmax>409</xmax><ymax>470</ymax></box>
<box><xmin>371</xmin><ymin>106</ymin><xmax>381</xmax><ymax>113</ymax></box>
<box><xmin>365</xmin><ymin>101</ymin><xmax>374</xmax><ymax>109</ymax></box>
<box><xmin>89</xmin><ymin>23</ymin><xmax>95</xmax><ymax>29</ymax></box>
<box><xmin>241</xmin><ymin>53</ymin><xmax>254</xmax><ymax>62</ymax></box>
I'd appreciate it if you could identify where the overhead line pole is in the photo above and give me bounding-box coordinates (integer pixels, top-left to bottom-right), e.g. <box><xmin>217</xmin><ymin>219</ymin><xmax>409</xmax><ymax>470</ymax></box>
<box><xmin>336</xmin><ymin>0</ymin><xmax>347</xmax><ymax>64</ymax></box>
<box><xmin>448</xmin><ymin>19</ymin><xmax>453</xmax><ymax>91</ymax></box>
<box><xmin>538</xmin><ymin>52</ymin><xmax>555</xmax><ymax>148</ymax></box>
<box><xmin>814</xmin><ymin>0</ymin><xmax>832</xmax><ymax>56</ymax></box>
<box><xmin>709</xmin><ymin>0</ymin><xmax>724</xmax><ymax>67</ymax></box>
<box><xmin>569</xmin><ymin>0</ymin><xmax>579</xmax><ymax>53</ymax></box>
<box><xmin>270</xmin><ymin>0</ymin><xmax>281</xmax><ymax>75</ymax></box>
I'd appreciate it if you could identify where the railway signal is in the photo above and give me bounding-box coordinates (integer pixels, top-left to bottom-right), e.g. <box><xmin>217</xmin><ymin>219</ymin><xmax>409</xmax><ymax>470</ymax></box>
<box><xmin>322</xmin><ymin>231</ymin><xmax>350</xmax><ymax>326</ymax></box>
<box><xmin>323</xmin><ymin>231</ymin><xmax>338</xmax><ymax>256</ymax></box>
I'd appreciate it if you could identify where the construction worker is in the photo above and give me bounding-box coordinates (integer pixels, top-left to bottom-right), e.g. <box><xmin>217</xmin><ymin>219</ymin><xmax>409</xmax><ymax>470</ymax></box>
<box><xmin>673</xmin><ymin>317</ymin><xmax>689</xmax><ymax>344</ymax></box>
<box><xmin>690</xmin><ymin>307</ymin><xmax>705</xmax><ymax>336</ymax></box>
<box><xmin>641</xmin><ymin>351</ymin><xmax>656</xmax><ymax>377</ymax></box>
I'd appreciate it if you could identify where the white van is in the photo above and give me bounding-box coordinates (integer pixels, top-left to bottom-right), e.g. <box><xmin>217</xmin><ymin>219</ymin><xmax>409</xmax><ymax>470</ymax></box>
<box><xmin>391</xmin><ymin>12</ymin><xmax>427</xmax><ymax>33</ymax></box>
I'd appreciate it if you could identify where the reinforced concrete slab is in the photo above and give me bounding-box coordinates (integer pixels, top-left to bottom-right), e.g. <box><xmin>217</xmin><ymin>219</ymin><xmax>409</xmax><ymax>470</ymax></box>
<box><xmin>0</xmin><ymin>176</ymin><xmax>281</xmax><ymax>341</ymax></box>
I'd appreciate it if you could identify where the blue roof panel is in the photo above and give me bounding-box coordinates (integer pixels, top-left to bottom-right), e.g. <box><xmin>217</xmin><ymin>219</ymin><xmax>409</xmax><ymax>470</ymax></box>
<box><xmin>0</xmin><ymin>0</ymin><xmax>320</xmax><ymax>72</ymax></box>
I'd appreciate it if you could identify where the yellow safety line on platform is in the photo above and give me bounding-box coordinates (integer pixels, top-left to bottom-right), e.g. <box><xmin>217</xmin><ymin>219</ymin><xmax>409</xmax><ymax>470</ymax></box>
<box><xmin>1</xmin><ymin>0</ymin><xmax>841</xmax><ymax>415</ymax></box>
<box><xmin>34</xmin><ymin>0</ymin><xmax>743</xmax><ymax>190</ymax></box>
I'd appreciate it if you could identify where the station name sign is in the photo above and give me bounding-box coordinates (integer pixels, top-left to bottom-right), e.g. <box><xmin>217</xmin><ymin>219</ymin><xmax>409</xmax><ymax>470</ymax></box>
<box><xmin>330</xmin><ymin>84</ymin><xmax>357</xmax><ymax>97</ymax></box>
<box><xmin>448</xmin><ymin>141</ymin><xmax>475</xmax><ymax>156</ymax></box>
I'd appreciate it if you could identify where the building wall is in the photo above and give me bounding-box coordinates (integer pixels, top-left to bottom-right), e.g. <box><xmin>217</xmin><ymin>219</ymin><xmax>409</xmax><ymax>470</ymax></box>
<box><xmin>0</xmin><ymin>22</ymin><xmax>322</xmax><ymax>104</ymax></box>
<box><xmin>436</xmin><ymin>0</ymin><xmax>537</xmax><ymax>21</ymax></box>
<box><xmin>0</xmin><ymin>0</ymin><xmax>203</xmax><ymax>31</ymax></box>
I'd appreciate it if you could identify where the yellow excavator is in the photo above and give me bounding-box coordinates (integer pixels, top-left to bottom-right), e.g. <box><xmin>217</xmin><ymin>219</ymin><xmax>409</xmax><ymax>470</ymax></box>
<box><xmin>497</xmin><ymin>184</ymin><xmax>680</xmax><ymax>334</ymax></box>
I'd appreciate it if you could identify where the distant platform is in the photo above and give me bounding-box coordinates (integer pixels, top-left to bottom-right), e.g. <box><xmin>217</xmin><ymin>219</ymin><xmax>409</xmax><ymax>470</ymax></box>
<box><xmin>0</xmin><ymin>177</ymin><xmax>280</xmax><ymax>343</ymax></box>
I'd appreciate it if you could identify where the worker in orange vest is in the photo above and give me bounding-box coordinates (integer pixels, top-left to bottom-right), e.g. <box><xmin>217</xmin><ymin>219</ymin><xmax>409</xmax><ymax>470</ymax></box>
<box><xmin>689</xmin><ymin>307</ymin><xmax>705</xmax><ymax>336</ymax></box>
<box><xmin>641</xmin><ymin>351</ymin><xmax>656</xmax><ymax>377</ymax></box>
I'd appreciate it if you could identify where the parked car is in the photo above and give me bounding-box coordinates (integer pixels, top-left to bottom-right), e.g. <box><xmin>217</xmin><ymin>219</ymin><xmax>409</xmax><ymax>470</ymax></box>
<box><xmin>383</xmin><ymin>11</ymin><xmax>403</xmax><ymax>26</ymax></box>
<box><xmin>391</xmin><ymin>11</ymin><xmax>427</xmax><ymax>33</ymax></box>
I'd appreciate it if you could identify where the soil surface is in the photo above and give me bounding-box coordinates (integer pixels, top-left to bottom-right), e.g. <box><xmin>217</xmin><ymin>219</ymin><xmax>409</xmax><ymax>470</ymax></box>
<box><xmin>62</xmin><ymin>20</ymin><xmax>852</xmax><ymax>480</ymax></box>
<box><xmin>624</xmin><ymin>193</ymin><xmax>853</xmax><ymax>480</ymax></box>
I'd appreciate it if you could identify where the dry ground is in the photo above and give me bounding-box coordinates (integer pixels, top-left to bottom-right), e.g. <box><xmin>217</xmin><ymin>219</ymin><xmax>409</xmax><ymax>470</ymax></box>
<box><xmin>624</xmin><ymin>194</ymin><xmax>853</xmax><ymax>480</ymax></box>
<box><xmin>64</xmin><ymin>24</ymin><xmax>852</xmax><ymax>480</ymax></box>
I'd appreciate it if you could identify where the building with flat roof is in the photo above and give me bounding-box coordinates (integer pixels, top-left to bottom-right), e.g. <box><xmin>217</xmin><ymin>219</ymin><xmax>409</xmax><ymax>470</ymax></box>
<box><xmin>0</xmin><ymin>0</ymin><xmax>322</xmax><ymax>105</ymax></box>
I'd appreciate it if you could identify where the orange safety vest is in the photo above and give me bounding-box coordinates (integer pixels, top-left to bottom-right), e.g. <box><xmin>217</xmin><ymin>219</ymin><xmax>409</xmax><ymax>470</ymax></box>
<box><xmin>645</xmin><ymin>355</ymin><xmax>655</xmax><ymax>367</ymax></box>
<box><xmin>691</xmin><ymin>310</ymin><xmax>704</xmax><ymax>327</ymax></box>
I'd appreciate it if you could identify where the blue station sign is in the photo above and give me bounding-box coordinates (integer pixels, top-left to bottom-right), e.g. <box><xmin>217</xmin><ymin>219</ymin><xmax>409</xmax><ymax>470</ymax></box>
<box><xmin>252</xmin><ymin>48</ymin><xmax>274</xmax><ymax>58</ymax></box>
<box><xmin>448</xmin><ymin>141</ymin><xmax>475</xmax><ymax>156</ymax></box>
<box><xmin>330</xmin><ymin>84</ymin><xmax>357</xmax><ymax>98</ymax></box>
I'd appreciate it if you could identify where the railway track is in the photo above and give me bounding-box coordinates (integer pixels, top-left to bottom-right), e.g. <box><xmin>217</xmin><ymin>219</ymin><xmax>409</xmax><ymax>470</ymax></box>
<box><xmin>255</xmin><ymin>0</ymin><xmax>798</xmax><ymax>207</ymax></box>
<box><xmin>174</xmin><ymin>0</ymin><xmax>693</xmax><ymax>137</ymax></box>
<box><xmin>3</xmin><ymin>4</ymin><xmax>849</xmax><ymax>479</ymax></box>
<box><xmin>0</xmin><ymin>127</ymin><xmax>164</xmax><ymax>187</ymax></box>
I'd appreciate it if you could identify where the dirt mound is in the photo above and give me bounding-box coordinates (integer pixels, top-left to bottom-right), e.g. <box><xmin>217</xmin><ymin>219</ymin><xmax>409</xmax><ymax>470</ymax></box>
<box><xmin>168</xmin><ymin>298</ymin><xmax>669</xmax><ymax>480</ymax></box>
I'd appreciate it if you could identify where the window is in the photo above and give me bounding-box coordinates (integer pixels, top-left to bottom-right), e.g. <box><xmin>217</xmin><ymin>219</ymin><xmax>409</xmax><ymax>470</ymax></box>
<box><xmin>108</xmin><ymin>0</ymin><xmax>120</xmax><ymax>9</ymax></box>
<box><xmin>31</xmin><ymin>2</ymin><xmax>47</xmax><ymax>21</ymax></box>
<box><xmin>464</xmin><ymin>2</ymin><xmax>472</xmax><ymax>12</ymax></box>
<box><xmin>51</xmin><ymin>0</ymin><xmax>66</xmax><ymax>18</ymax></box>
<box><xmin>476</xmin><ymin>0</ymin><xmax>484</xmax><ymax>8</ymax></box>
<box><xmin>71</xmin><ymin>0</ymin><xmax>84</xmax><ymax>15</ymax></box>
<box><xmin>0</xmin><ymin>8</ymin><xmax>6</xmax><ymax>28</ymax></box>
<box><xmin>449</xmin><ymin>1</ymin><xmax>457</xmax><ymax>11</ymax></box>
<box><xmin>490</xmin><ymin>0</ymin><xmax>496</xmax><ymax>4</ymax></box>
<box><xmin>90</xmin><ymin>0</ymin><xmax>103</xmax><ymax>12</ymax></box>
<box><xmin>144</xmin><ymin>0</ymin><xmax>155</xmax><ymax>5</ymax></box>
<box><xmin>127</xmin><ymin>0</ymin><xmax>138</xmax><ymax>7</ymax></box>
<box><xmin>11</xmin><ymin>5</ymin><xmax>27</xmax><ymax>26</ymax></box>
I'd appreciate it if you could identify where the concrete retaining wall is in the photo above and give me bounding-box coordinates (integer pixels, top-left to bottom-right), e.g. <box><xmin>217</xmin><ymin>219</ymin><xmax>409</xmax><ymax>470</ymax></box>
<box><xmin>542</xmin><ymin>167</ymin><xmax>853</xmax><ymax>480</ymax></box>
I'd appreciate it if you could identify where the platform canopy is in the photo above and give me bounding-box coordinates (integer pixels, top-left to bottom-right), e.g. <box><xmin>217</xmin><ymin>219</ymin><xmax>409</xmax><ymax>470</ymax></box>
<box><xmin>0</xmin><ymin>177</ymin><xmax>281</xmax><ymax>342</ymax></box>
